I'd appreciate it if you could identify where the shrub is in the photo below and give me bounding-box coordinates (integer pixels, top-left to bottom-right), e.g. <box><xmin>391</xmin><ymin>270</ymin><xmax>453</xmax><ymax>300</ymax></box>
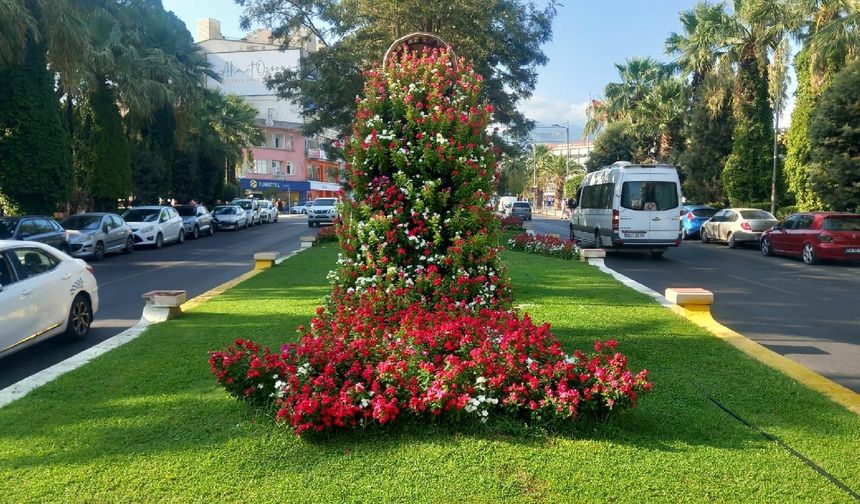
<box><xmin>499</xmin><ymin>216</ymin><xmax>524</xmax><ymax>231</ymax></box>
<box><xmin>316</xmin><ymin>225</ymin><xmax>338</xmax><ymax>243</ymax></box>
<box><xmin>507</xmin><ymin>233</ymin><xmax>579</xmax><ymax>260</ymax></box>
<box><xmin>210</xmin><ymin>300</ymin><xmax>651</xmax><ymax>434</ymax></box>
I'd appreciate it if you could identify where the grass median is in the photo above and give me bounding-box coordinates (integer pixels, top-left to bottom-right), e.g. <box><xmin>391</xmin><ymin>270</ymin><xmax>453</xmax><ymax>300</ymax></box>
<box><xmin>1</xmin><ymin>244</ymin><xmax>858</xmax><ymax>502</ymax></box>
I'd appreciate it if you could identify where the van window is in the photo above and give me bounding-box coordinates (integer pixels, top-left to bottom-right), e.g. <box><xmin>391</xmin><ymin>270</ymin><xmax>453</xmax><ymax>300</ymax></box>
<box><xmin>581</xmin><ymin>183</ymin><xmax>613</xmax><ymax>209</ymax></box>
<box><xmin>621</xmin><ymin>181</ymin><xmax>678</xmax><ymax>211</ymax></box>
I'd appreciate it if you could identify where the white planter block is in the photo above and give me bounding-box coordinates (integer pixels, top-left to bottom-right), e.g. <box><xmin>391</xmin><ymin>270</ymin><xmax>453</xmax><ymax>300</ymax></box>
<box><xmin>141</xmin><ymin>290</ymin><xmax>186</xmax><ymax>323</ymax></box>
<box><xmin>665</xmin><ymin>287</ymin><xmax>714</xmax><ymax>307</ymax></box>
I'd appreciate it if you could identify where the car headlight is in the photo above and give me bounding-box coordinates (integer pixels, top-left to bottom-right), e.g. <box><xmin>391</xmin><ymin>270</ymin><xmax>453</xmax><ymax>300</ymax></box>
<box><xmin>140</xmin><ymin>225</ymin><xmax>154</xmax><ymax>233</ymax></box>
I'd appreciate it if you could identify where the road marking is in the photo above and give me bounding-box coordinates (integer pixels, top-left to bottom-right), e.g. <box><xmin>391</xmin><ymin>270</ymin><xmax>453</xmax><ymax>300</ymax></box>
<box><xmin>590</xmin><ymin>259</ymin><xmax>860</xmax><ymax>416</ymax></box>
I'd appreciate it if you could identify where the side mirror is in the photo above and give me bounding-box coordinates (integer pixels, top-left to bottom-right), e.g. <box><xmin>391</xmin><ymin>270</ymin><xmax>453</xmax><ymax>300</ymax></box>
<box><xmin>103</xmin><ymin>224</ymin><xmax>109</xmax><ymax>233</ymax></box>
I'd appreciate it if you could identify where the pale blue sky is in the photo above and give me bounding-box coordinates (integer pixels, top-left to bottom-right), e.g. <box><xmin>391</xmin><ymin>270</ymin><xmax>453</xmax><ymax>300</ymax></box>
<box><xmin>164</xmin><ymin>0</ymin><xmax>793</xmax><ymax>139</ymax></box>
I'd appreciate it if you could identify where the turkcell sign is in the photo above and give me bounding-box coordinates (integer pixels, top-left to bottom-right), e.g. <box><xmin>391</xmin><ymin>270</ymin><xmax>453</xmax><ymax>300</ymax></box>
<box><xmin>206</xmin><ymin>50</ymin><xmax>301</xmax><ymax>96</ymax></box>
<box><xmin>240</xmin><ymin>178</ymin><xmax>310</xmax><ymax>192</ymax></box>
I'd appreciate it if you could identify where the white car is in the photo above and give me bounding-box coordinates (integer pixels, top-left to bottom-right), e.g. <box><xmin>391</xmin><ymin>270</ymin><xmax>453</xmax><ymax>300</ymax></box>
<box><xmin>0</xmin><ymin>240</ymin><xmax>100</xmax><ymax>357</ymax></box>
<box><xmin>307</xmin><ymin>198</ymin><xmax>338</xmax><ymax>227</ymax></box>
<box><xmin>258</xmin><ymin>200</ymin><xmax>279</xmax><ymax>223</ymax></box>
<box><xmin>122</xmin><ymin>206</ymin><xmax>184</xmax><ymax>248</ymax></box>
<box><xmin>231</xmin><ymin>199</ymin><xmax>261</xmax><ymax>227</ymax></box>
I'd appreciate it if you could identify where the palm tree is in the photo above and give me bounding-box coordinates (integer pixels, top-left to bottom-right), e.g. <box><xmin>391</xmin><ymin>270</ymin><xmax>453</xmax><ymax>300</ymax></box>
<box><xmin>636</xmin><ymin>78</ymin><xmax>688</xmax><ymax>161</ymax></box>
<box><xmin>537</xmin><ymin>152</ymin><xmax>567</xmax><ymax>209</ymax></box>
<box><xmin>666</xmin><ymin>2</ymin><xmax>733</xmax><ymax>91</ymax></box>
<box><xmin>0</xmin><ymin>0</ymin><xmax>39</xmax><ymax>66</ymax></box>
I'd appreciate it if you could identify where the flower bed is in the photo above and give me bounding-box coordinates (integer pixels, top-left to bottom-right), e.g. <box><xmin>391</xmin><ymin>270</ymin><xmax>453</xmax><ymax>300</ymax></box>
<box><xmin>499</xmin><ymin>216</ymin><xmax>524</xmax><ymax>231</ymax></box>
<box><xmin>507</xmin><ymin>233</ymin><xmax>579</xmax><ymax>260</ymax></box>
<box><xmin>316</xmin><ymin>225</ymin><xmax>338</xmax><ymax>243</ymax></box>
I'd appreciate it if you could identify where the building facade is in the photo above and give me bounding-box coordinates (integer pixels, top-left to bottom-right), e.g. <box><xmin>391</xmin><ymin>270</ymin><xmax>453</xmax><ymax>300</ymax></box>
<box><xmin>195</xmin><ymin>19</ymin><xmax>341</xmax><ymax>207</ymax></box>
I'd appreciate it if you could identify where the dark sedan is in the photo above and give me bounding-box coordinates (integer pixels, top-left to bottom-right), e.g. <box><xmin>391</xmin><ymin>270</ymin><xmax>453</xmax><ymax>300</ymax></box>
<box><xmin>0</xmin><ymin>215</ymin><xmax>68</xmax><ymax>252</ymax></box>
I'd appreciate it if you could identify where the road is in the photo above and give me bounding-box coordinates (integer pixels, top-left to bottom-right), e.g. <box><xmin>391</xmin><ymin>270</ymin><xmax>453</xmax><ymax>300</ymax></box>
<box><xmin>0</xmin><ymin>215</ymin><xmax>311</xmax><ymax>389</ymax></box>
<box><xmin>532</xmin><ymin>214</ymin><xmax>860</xmax><ymax>393</ymax></box>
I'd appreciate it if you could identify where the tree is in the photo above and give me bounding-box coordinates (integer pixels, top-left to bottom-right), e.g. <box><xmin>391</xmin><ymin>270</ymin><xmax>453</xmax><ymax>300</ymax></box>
<box><xmin>0</xmin><ymin>32</ymin><xmax>72</xmax><ymax>215</ymax></box>
<box><xmin>808</xmin><ymin>58</ymin><xmax>860</xmax><ymax>211</ymax></box>
<box><xmin>586</xmin><ymin>121</ymin><xmax>636</xmax><ymax>171</ymax></box>
<box><xmin>237</xmin><ymin>0</ymin><xmax>557</xmax><ymax>139</ymax></box>
<box><xmin>537</xmin><ymin>151</ymin><xmax>567</xmax><ymax>209</ymax></box>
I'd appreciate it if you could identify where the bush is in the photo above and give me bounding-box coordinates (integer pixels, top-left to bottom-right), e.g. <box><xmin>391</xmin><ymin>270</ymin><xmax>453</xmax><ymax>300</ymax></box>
<box><xmin>499</xmin><ymin>216</ymin><xmax>524</xmax><ymax>231</ymax></box>
<box><xmin>210</xmin><ymin>300</ymin><xmax>651</xmax><ymax>434</ymax></box>
<box><xmin>316</xmin><ymin>225</ymin><xmax>338</xmax><ymax>243</ymax></box>
<box><xmin>507</xmin><ymin>233</ymin><xmax>579</xmax><ymax>260</ymax></box>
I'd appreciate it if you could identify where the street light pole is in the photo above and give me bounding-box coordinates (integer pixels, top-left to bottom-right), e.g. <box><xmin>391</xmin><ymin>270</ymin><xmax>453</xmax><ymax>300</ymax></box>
<box><xmin>552</xmin><ymin>122</ymin><xmax>570</xmax><ymax>179</ymax></box>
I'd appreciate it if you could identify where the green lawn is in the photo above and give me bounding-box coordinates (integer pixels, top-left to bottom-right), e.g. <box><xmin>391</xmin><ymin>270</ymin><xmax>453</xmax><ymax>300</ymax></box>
<box><xmin>1</xmin><ymin>245</ymin><xmax>858</xmax><ymax>502</ymax></box>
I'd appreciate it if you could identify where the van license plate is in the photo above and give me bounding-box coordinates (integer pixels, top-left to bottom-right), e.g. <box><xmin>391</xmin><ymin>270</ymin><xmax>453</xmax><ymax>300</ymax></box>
<box><xmin>624</xmin><ymin>232</ymin><xmax>646</xmax><ymax>238</ymax></box>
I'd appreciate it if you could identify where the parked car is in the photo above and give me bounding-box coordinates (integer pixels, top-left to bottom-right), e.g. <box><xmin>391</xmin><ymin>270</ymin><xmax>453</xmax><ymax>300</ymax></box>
<box><xmin>569</xmin><ymin>161</ymin><xmax>682</xmax><ymax>259</ymax></box>
<box><xmin>210</xmin><ymin>205</ymin><xmax>248</xmax><ymax>231</ymax></box>
<box><xmin>175</xmin><ymin>204</ymin><xmax>214</xmax><ymax>239</ymax></box>
<box><xmin>700</xmin><ymin>208</ymin><xmax>777</xmax><ymax>248</ymax></box>
<box><xmin>258</xmin><ymin>200</ymin><xmax>279</xmax><ymax>223</ymax></box>
<box><xmin>0</xmin><ymin>215</ymin><xmax>69</xmax><ymax>252</ymax></box>
<box><xmin>121</xmin><ymin>206</ymin><xmax>184</xmax><ymax>248</ymax></box>
<box><xmin>291</xmin><ymin>201</ymin><xmax>313</xmax><ymax>214</ymax></box>
<box><xmin>307</xmin><ymin>198</ymin><xmax>338</xmax><ymax>227</ymax></box>
<box><xmin>761</xmin><ymin>212</ymin><xmax>860</xmax><ymax>265</ymax></box>
<box><xmin>680</xmin><ymin>205</ymin><xmax>718</xmax><ymax>239</ymax></box>
<box><xmin>61</xmin><ymin>213</ymin><xmax>133</xmax><ymax>260</ymax></box>
<box><xmin>506</xmin><ymin>201</ymin><xmax>533</xmax><ymax>221</ymax></box>
<box><xmin>0</xmin><ymin>240</ymin><xmax>99</xmax><ymax>356</ymax></box>
<box><xmin>231</xmin><ymin>199</ymin><xmax>261</xmax><ymax>227</ymax></box>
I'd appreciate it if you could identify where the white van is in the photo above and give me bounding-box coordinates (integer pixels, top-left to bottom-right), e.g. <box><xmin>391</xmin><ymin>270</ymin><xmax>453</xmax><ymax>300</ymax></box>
<box><xmin>569</xmin><ymin>161</ymin><xmax>682</xmax><ymax>258</ymax></box>
<box><xmin>497</xmin><ymin>196</ymin><xmax>518</xmax><ymax>213</ymax></box>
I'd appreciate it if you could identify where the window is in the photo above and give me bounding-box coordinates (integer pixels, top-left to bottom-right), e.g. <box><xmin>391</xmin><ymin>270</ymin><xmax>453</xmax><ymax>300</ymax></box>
<box><xmin>8</xmin><ymin>248</ymin><xmax>59</xmax><ymax>279</ymax></box>
<box><xmin>272</xmin><ymin>133</ymin><xmax>285</xmax><ymax>149</ymax></box>
<box><xmin>271</xmin><ymin>160</ymin><xmax>281</xmax><ymax>174</ymax></box>
<box><xmin>33</xmin><ymin>219</ymin><xmax>55</xmax><ymax>235</ymax></box>
<box><xmin>286</xmin><ymin>134</ymin><xmax>295</xmax><ymax>151</ymax></box>
<box><xmin>0</xmin><ymin>255</ymin><xmax>15</xmax><ymax>286</ymax></box>
<box><xmin>782</xmin><ymin>215</ymin><xmax>798</xmax><ymax>229</ymax></box>
<box><xmin>286</xmin><ymin>162</ymin><xmax>296</xmax><ymax>176</ymax></box>
<box><xmin>793</xmin><ymin>214</ymin><xmax>814</xmax><ymax>230</ymax></box>
<box><xmin>581</xmin><ymin>183</ymin><xmax>613</xmax><ymax>209</ymax></box>
<box><xmin>111</xmin><ymin>215</ymin><xmax>125</xmax><ymax>228</ymax></box>
<box><xmin>739</xmin><ymin>209</ymin><xmax>775</xmax><ymax>220</ymax></box>
<box><xmin>621</xmin><ymin>181</ymin><xmax>678</xmax><ymax>211</ymax></box>
<box><xmin>823</xmin><ymin>216</ymin><xmax>860</xmax><ymax>231</ymax></box>
<box><xmin>691</xmin><ymin>208</ymin><xmax>718</xmax><ymax>218</ymax></box>
<box><xmin>254</xmin><ymin>160</ymin><xmax>268</xmax><ymax>174</ymax></box>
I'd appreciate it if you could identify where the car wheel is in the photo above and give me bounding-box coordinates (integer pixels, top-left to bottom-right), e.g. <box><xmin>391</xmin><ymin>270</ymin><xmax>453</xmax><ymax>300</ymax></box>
<box><xmin>177</xmin><ymin>229</ymin><xmax>185</xmax><ymax>244</ymax></box>
<box><xmin>93</xmin><ymin>241</ymin><xmax>106</xmax><ymax>261</ymax></box>
<box><xmin>155</xmin><ymin>233</ymin><xmax>164</xmax><ymax>248</ymax></box>
<box><xmin>701</xmin><ymin>228</ymin><xmax>710</xmax><ymax>244</ymax></box>
<box><xmin>802</xmin><ymin>243</ymin><xmax>819</xmax><ymax>265</ymax></box>
<box><xmin>124</xmin><ymin>236</ymin><xmax>134</xmax><ymax>254</ymax></box>
<box><xmin>192</xmin><ymin>226</ymin><xmax>199</xmax><ymax>240</ymax></box>
<box><xmin>728</xmin><ymin>233</ymin><xmax>738</xmax><ymax>249</ymax></box>
<box><xmin>594</xmin><ymin>231</ymin><xmax>603</xmax><ymax>249</ymax></box>
<box><xmin>65</xmin><ymin>294</ymin><xmax>92</xmax><ymax>339</ymax></box>
<box><xmin>760</xmin><ymin>237</ymin><xmax>772</xmax><ymax>257</ymax></box>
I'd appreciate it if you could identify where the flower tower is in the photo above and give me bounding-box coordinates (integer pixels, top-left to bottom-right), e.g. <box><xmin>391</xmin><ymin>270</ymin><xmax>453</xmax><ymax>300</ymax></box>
<box><xmin>209</xmin><ymin>35</ymin><xmax>651</xmax><ymax>435</ymax></box>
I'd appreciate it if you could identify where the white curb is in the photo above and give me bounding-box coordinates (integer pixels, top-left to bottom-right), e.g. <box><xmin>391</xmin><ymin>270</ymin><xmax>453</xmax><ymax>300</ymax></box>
<box><xmin>589</xmin><ymin>258</ymin><xmax>674</xmax><ymax>309</ymax></box>
<box><xmin>0</xmin><ymin>319</ymin><xmax>151</xmax><ymax>409</ymax></box>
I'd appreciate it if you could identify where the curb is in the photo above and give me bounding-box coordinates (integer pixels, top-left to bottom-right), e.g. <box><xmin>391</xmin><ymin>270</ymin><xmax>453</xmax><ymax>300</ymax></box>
<box><xmin>0</xmin><ymin>246</ymin><xmax>311</xmax><ymax>410</ymax></box>
<box><xmin>587</xmin><ymin>257</ymin><xmax>860</xmax><ymax>416</ymax></box>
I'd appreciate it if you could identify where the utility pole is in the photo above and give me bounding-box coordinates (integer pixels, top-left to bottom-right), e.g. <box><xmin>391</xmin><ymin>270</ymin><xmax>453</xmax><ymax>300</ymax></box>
<box><xmin>552</xmin><ymin>122</ymin><xmax>570</xmax><ymax>180</ymax></box>
<box><xmin>771</xmin><ymin>82</ymin><xmax>780</xmax><ymax>216</ymax></box>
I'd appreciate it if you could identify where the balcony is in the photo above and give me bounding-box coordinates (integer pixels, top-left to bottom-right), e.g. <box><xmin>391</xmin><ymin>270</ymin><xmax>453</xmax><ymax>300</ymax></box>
<box><xmin>306</xmin><ymin>147</ymin><xmax>328</xmax><ymax>161</ymax></box>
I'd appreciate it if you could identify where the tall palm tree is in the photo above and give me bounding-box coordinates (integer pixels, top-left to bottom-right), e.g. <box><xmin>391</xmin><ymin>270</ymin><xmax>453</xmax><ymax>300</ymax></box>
<box><xmin>666</xmin><ymin>2</ymin><xmax>733</xmax><ymax>90</ymax></box>
<box><xmin>0</xmin><ymin>0</ymin><xmax>39</xmax><ymax>66</ymax></box>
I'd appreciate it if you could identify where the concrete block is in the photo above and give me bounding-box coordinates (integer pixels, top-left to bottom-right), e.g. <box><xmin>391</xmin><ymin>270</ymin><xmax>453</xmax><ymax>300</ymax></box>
<box><xmin>579</xmin><ymin>248</ymin><xmax>606</xmax><ymax>262</ymax></box>
<box><xmin>665</xmin><ymin>287</ymin><xmax>714</xmax><ymax>307</ymax></box>
<box><xmin>300</xmin><ymin>235</ymin><xmax>316</xmax><ymax>249</ymax></box>
<box><xmin>254</xmin><ymin>251</ymin><xmax>280</xmax><ymax>270</ymax></box>
<box><xmin>546</xmin><ymin>233</ymin><xmax>561</xmax><ymax>239</ymax></box>
<box><xmin>141</xmin><ymin>290</ymin><xmax>186</xmax><ymax>323</ymax></box>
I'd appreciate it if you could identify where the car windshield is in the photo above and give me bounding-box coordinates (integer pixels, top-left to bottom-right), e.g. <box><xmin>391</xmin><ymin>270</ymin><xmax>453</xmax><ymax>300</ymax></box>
<box><xmin>234</xmin><ymin>201</ymin><xmax>252</xmax><ymax>210</ymax></box>
<box><xmin>213</xmin><ymin>207</ymin><xmax>235</xmax><ymax>215</ymax></box>
<box><xmin>513</xmin><ymin>203</ymin><xmax>531</xmax><ymax>209</ymax></box>
<box><xmin>740</xmin><ymin>210</ymin><xmax>775</xmax><ymax>220</ymax></box>
<box><xmin>175</xmin><ymin>206</ymin><xmax>197</xmax><ymax>217</ymax></box>
<box><xmin>691</xmin><ymin>208</ymin><xmax>718</xmax><ymax>218</ymax></box>
<box><xmin>0</xmin><ymin>219</ymin><xmax>19</xmax><ymax>239</ymax></box>
<box><xmin>62</xmin><ymin>215</ymin><xmax>101</xmax><ymax>230</ymax></box>
<box><xmin>313</xmin><ymin>199</ymin><xmax>336</xmax><ymax>207</ymax></box>
<box><xmin>620</xmin><ymin>181</ymin><xmax>679</xmax><ymax>211</ymax></box>
<box><xmin>823</xmin><ymin>216</ymin><xmax>860</xmax><ymax>231</ymax></box>
<box><xmin>122</xmin><ymin>209</ymin><xmax>159</xmax><ymax>222</ymax></box>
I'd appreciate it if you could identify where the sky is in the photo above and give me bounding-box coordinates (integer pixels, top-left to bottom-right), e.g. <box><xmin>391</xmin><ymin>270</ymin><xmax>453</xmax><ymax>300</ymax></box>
<box><xmin>163</xmin><ymin>0</ymin><xmax>794</xmax><ymax>141</ymax></box>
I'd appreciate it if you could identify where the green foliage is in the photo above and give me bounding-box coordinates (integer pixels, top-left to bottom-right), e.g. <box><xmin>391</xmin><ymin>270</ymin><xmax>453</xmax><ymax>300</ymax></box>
<box><xmin>0</xmin><ymin>36</ymin><xmax>71</xmax><ymax>215</ymax></box>
<box><xmin>564</xmin><ymin>172</ymin><xmax>585</xmax><ymax>200</ymax></box>
<box><xmin>586</xmin><ymin>121</ymin><xmax>636</xmax><ymax>172</ymax></box>
<box><xmin>809</xmin><ymin>58</ymin><xmax>860</xmax><ymax>211</ymax></box>
<box><xmin>239</xmin><ymin>0</ymin><xmax>557</xmax><ymax>139</ymax></box>
<box><xmin>722</xmin><ymin>52</ymin><xmax>773</xmax><ymax>206</ymax></box>
<box><xmin>73</xmin><ymin>81</ymin><xmax>131</xmax><ymax>211</ymax></box>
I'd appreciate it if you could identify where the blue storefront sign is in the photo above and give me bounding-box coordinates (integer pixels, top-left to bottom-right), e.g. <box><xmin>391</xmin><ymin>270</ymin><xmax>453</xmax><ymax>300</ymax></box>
<box><xmin>239</xmin><ymin>178</ymin><xmax>310</xmax><ymax>192</ymax></box>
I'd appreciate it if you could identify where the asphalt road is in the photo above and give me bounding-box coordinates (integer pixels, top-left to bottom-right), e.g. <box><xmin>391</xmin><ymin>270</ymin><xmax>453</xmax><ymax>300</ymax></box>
<box><xmin>0</xmin><ymin>215</ymin><xmax>311</xmax><ymax>389</ymax></box>
<box><xmin>532</xmin><ymin>214</ymin><xmax>860</xmax><ymax>393</ymax></box>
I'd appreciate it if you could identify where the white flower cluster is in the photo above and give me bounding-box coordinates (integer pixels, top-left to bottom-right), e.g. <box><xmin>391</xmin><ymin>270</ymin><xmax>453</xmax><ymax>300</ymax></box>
<box><xmin>465</xmin><ymin>376</ymin><xmax>499</xmax><ymax>423</ymax></box>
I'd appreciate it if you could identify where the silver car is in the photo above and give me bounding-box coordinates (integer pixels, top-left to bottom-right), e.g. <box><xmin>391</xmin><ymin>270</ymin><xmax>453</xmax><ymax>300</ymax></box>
<box><xmin>307</xmin><ymin>198</ymin><xmax>338</xmax><ymax>227</ymax></box>
<box><xmin>700</xmin><ymin>208</ymin><xmax>778</xmax><ymax>248</ymax></box>
<box><xmin>175</xmin><ymin>205</ymin><xmax>214</xmax><ymax>239</ymax></box>
<box><xmin>211</xmin><ymin>205</ymin><xmax>248</xmax><ymax>231</ymax></box>
<box><xmin>61</xmin><ymin>213</ymin><xmax>134</xmax><ymax>260</ymax></box>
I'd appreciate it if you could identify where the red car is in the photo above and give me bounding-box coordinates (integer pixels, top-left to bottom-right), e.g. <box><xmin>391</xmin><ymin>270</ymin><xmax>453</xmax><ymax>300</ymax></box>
<box><xmin>760</xmin><ymin>212</ymin><xmax>860</xmax><ymax>264</ymax></box>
